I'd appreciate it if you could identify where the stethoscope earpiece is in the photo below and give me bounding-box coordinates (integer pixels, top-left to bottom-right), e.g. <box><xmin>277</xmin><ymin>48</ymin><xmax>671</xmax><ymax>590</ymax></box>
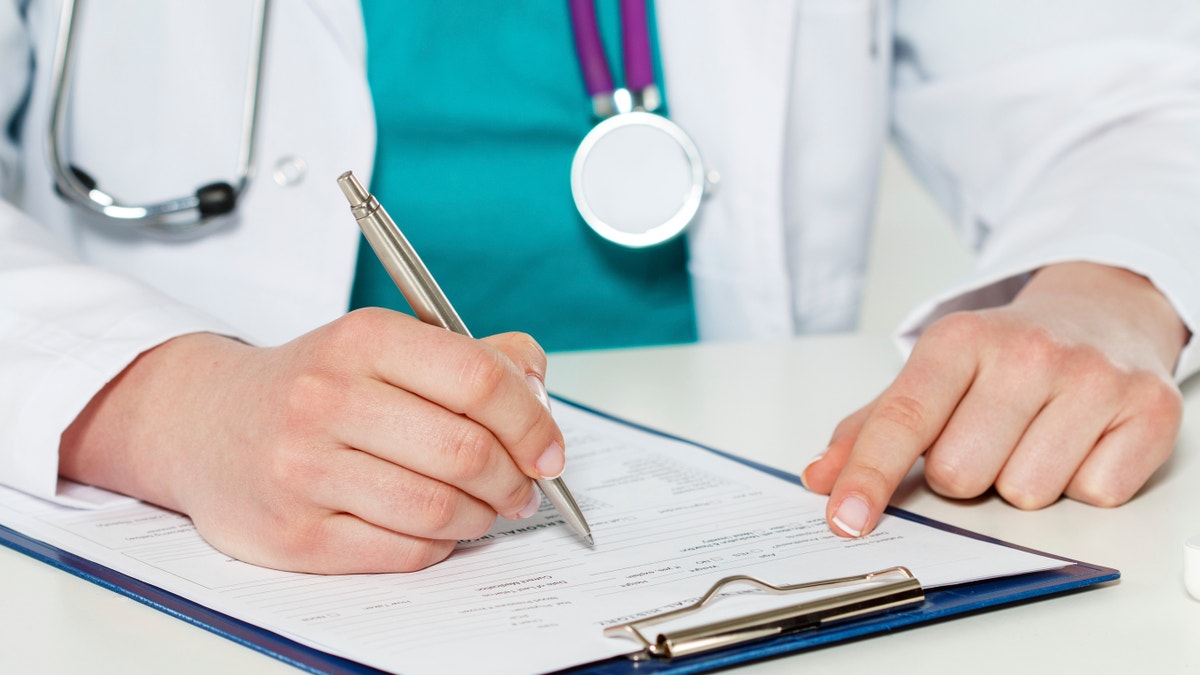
<box><xmin>196</xmin><ymin>183</ymin><xmax>238</xmax><ymax>218</ymax></box>
<box><xmin>68</xmin><ymin>165</ymin><xmax>96</xmax><ymax>191</ymax></box>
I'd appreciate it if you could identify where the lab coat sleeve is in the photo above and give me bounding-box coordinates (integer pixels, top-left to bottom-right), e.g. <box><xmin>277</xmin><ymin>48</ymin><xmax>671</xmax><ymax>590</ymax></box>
<box><xmin>890</xmin><ymin>0</ymin><xmax>1200</xmax><ymax>382</ymax></box>
<box><xmin>0</xmin><ymin>6</ymin><xmax>243</xmax><ymax>506</ymax></box>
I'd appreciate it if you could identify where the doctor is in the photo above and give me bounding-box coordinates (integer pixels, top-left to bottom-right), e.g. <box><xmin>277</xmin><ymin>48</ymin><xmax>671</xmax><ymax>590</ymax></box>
<box><xmin>2</xmin><ymin>0</ymin><xmax>1198</xmax><ymax>574</ymax></box>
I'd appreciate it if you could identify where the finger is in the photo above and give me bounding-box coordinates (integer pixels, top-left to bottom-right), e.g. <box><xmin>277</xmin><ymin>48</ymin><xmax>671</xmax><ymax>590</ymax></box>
<box><xmin>1064</xmin><ymin>376</ymin><xmax>1181</xmax><ymax>507</ymax></box>
<box><xmin>331</xmin><ymin>378</ymin><xmax>538</xmax><ymax>519</ymax></box>
<box><xmin>825</xmin><ymin>323</ymin><xmax>978</xmax><ymax>537</ymax></box>
<box><xmin>990</xmin><ymin>389</ymin><xmax>1113</xmax><ymax>510</ymax></box>
<box><xmin>485</xmin><ymin>331</ymin><xmax>556</xmax><ymax>413</ymax></box>
<box><xmin>483</xmin><ymin>332</ymin><xmax>549</xmax><ymax>384</ymax></box>
<box><xmin>922</xmin><ymin>366</ymin><xmax>1050</xmax><ymax>501</ymax></box>
<box><xmin>801</xmin><ymin>403</ymin><xmax>873</xmax><ymax>494</ymax></box>
<box><xmin>305</xmin><ymin>446</ymin><xmax>511</xmax><ymax>542</ymax></box>
<box><xmin>357</xmin><ymin>313</ymin><xmax>565</xmax><ymax>479</ymax></box>
<box><xmin>232</xmin><ymin>513</ymin><xmax>458</xmax><ymax>575</ymax></box>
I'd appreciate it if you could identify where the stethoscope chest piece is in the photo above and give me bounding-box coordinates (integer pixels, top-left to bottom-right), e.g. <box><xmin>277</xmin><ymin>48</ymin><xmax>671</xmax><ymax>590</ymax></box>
<box><xmin>568</xmin><ymin>0</ymin><xmax>715</xmax><ymax>249</ymax></box>
<box><xmin>571</xmin><ymin>111</ymin><xmax>706</xmax><ymax>249</ymax></box>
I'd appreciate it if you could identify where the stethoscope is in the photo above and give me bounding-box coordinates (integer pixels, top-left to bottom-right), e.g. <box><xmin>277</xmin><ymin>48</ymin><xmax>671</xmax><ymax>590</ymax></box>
<box><xmin>48</xmin><ymin>0</ymin><xmax>707</xmax><ymax>246</ymax></box>
<box><xmin>47</xmin><ymin>0</ymin><xmax>269</xmax><ymax>236</ymax></box>
<box><xmin>567</xmin><ymin>0</ymin><xmax>715</xmax><ymax>248</ymax></box>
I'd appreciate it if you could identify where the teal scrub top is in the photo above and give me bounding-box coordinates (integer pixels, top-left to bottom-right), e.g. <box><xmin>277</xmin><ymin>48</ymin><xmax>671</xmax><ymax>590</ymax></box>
<box><xmin>350</xmin><ymin>1</ymin><xmax>697</xmax><ymax>353</ymax></box>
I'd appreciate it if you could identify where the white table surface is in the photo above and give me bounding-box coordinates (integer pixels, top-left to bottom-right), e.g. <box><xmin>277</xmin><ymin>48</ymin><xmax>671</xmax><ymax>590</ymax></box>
<box><xmin>2</xmin><ymin>333</ymin><xmax>1198</xmax><ymax>674</ymax></box>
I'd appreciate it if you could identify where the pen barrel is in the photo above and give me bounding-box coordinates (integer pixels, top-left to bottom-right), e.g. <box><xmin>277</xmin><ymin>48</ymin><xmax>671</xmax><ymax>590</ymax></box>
<box><xmin>337</xmin><ymin>170</ymin><xmax>593</xmax><ymax>547</ymax></box>
<box><xmin>339</xmin><ymin>173</ymin><xmax>471</xmax><ymax>337</ymax></box>
<box><xmin>537</xmin><ymin>476</ymin><xmax>592</xmax><ymax>545</ymax></box>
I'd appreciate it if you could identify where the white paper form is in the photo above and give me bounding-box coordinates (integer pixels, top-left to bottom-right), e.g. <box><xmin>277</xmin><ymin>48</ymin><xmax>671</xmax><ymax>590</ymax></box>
<box><xmin>0</xmin><ymin>401</ymin><xmax>1068</xmax><ymax>675</ymax></box>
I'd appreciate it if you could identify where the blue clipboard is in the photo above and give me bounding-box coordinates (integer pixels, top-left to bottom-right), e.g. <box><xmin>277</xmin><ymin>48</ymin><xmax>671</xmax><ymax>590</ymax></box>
<box><xmin>0</xmin><ymin>398</ymin><xmax>1119</xmax><ymax>675</ymax></box>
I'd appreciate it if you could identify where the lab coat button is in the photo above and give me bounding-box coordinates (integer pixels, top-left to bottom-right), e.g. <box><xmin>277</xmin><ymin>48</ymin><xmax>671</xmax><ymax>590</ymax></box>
<box><xmin>272</xmin><ymin>156</ymin><xmax>308</xmax><ymax>187</ymax></box>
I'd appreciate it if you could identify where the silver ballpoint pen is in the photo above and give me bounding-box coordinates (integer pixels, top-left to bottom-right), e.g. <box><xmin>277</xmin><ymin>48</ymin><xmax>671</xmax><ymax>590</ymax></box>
<box><xmin>337</xmin><ymin>171</ymin><xmax>594</xmax><ymax>546</ymax></box>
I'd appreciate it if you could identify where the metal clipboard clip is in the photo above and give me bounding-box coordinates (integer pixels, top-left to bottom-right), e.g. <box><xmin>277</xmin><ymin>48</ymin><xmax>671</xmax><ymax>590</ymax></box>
<box><xmin>603</xmin><ymin>566</ymin><xmax>924</xmax><ymax>660</ymax></box>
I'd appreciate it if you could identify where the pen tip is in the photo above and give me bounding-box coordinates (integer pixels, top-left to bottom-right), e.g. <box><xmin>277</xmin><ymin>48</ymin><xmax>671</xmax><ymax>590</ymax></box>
<box><xmin>585</xmin><ymin>534</ymin><xmax>595</xmax><ymax>547</ymax></box>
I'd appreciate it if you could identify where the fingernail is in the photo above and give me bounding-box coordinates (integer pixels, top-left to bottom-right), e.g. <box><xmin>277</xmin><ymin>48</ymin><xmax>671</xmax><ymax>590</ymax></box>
<box><xmin>527</xmin><ymin>374</ymin><xmax>551</xmax><ymax>410</ymax></box>
<box><xmin>535</xmin><ymin>441</ymin><xmax>565</xmax><ymax>479</ymax></box>
<box><xmin>832</xmin><ymin>495</ymin><xmax>870</xmax><ymax>538</ymax></box>
<box><xmin>799</xmin><ymin>450</ymin><xmax>826</xmax><ymax>490</ymax></box>
<box><xmin>516</xmin><ymin>486</ymin><xmax>542</xmax><ymax>519</ymax></box>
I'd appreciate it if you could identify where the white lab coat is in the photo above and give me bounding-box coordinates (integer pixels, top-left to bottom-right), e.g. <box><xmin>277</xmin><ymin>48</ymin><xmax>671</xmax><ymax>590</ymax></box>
<box><xmin>3</xmin><ymin>0</ymin><xmax>1200</xmax><ymax>505</ymax></box>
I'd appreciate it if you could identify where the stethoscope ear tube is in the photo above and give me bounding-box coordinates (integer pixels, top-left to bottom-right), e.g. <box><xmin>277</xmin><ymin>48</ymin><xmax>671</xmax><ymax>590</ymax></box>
<box><xmin>568</xmin><ymin>0</ymin><xmax>661</xmax><ymax>119</ymax></box>
<box><xmin>47</xmin><ymin>0</ymin><xmax>268</xmax><ymax>235</ymax></box>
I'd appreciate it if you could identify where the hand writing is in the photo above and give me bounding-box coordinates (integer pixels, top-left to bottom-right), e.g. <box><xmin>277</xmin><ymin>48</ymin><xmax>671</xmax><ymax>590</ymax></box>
<box><xmin>60</xmin><ymin>308</ymin><xmax>564</xmax><ymax>573</ymax></box>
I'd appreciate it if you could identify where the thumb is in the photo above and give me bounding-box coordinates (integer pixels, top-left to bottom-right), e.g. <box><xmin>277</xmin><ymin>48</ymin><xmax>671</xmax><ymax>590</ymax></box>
<box><xmin>800</xmin><ymin>402</ymin><xmax>873</xmax><ymax>494</ymax></box>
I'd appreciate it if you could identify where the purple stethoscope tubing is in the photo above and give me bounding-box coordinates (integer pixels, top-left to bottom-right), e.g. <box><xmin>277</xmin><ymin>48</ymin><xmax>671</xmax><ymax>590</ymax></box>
<box><xmin>568</xmin><ymin>0</ymin><xmax>655</xmax><ymax>101</ymax></box>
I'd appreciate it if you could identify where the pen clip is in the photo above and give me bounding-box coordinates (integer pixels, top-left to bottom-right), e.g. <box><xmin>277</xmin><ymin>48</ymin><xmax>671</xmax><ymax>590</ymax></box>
<box><xmin>603</xmin><ymin>566</ymin><xmax>924</xmax><ymax>660</ymax></box>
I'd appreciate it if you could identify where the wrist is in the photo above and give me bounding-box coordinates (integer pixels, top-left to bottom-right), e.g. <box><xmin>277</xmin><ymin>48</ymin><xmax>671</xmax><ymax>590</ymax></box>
<box><xmin>59</xmin><ymin>332</ymin><xmax>255</xmax><ymax>509</ymax></box>
<box><xmin>1016</xmin><ymin>262</ymin><xmax>1189</xmax><ymax>373</ymax></box>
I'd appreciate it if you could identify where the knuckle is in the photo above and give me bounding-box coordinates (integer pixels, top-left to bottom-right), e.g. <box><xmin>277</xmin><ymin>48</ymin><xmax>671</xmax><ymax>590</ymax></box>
<box><xmin>1075</xmin><ymin>370</ymin><xmax>1123</xmax><ymax>408</ymax></box>
<box><xmin>325</xmin><ymin>307</ymin><xmax>383</xmax><ymax>349</ymax></box>
<box><xmin>394</xmin><ymin>539</ymin><xmax>456</xmax><ymax>573</ymax></box>
<box><xmin>871</xmin><ymin>394</ymin><xmax>931</xmax><ymax>440</ymax></box>
<box><xmin>462</xmin><ymin>512</ymin><xmax>499</xmax><ymax>541</ymax></box>
<box><xmin>346</xmin><ymin>305</ymin><xmax>392</xmax><ymax>331</ymax></box>
<box><xmin>521</xmin><ymin>334</ymin><xmax>549</xmax><ymax>372</ymax></box>
<box><xmin>457</xmin><ymin>346</ymin><xmax>511</xmax><ymax>409</ymax></box>
<box><xmin>249</xmin><ymin>425</ymin><xmax>324</xmax><ymax>493</ymax></box>
<box><xmin>829</xmin><ymin>411</ymin><xmax>864</xmax><ymax>445</ymax></box>
<box><xmin>1065</xmin><ymin>344</ymin><xmax>1113</xmax><ymax>376</ymax></box>
<box><xmin>841</xmin><ymin>459</ymin><xmax>892</xmax><ymax>494</ymax></box>
<box><xmin>499</xmin><ymin>481</ymin><xmax>534</xmax><ymax>516</ymax></box>
<box><xmin>439</xmin><ymin>423</ymin><xmax>496</xmax><ymax>484</ymax></box>
<box><xmin>1056</xmin><ymin>346</ymin><xmax>1123</xmax><ymax>392</ymax></box>
<box><xmin>414</xmin><ymin>481</ymin><xmax>463</xmax><ymax>534</ymax></box>
<box><xmin>995</xmin><ymin>480</ymin><xmax>1056</xmax><ymax>511</ymax></box>
<box><xmin>1132</xmin><ymin>373</ymin><xmax>1184</xmax><ymax>426</ymax></box>
<box><xmin>1010</xmin><ymin>323</ymin><xmax>1059</xmax><ymax>362</ymax></box>
<box><xmin>1068</xmin><ymin>443</ymin><xmax>1165</xmax><ymax>509</ymax></box>
<box><xmin>1067</xmin><ymin>478</ymin><xmax>1132</xmax><ymax>509</ymax></box>
<box><xmin>996</xmin><ymin>326</ymin><xmax>1062</xmax><ymax>381</ymax></box>
<box><xmin>495</xmin><ymin>331</ymin><xmax>547</xmax><ymax>372</ymax></box>
<box><xmin>923</xmin><ymin>455</ymin><xmax>986</xmax><ymax>500</ymax></box>
<box><xmin>926</xmin><ymin>311</ymin><xmax>988</xmax><ymax>344</ymax></box>
<box><xmin>265</xmin><ymin>441</ymin><xmax>321</xmax><ymax>492</ymax></box>
<box><xmin>273</xmin><ymin>517</ymin><xmax>331</xmax><ymax>567</ymax></box>
<box><xmin>280</xmin><ymin>368</ymin><xmax>342</xmax><ymax>421</ymax></box>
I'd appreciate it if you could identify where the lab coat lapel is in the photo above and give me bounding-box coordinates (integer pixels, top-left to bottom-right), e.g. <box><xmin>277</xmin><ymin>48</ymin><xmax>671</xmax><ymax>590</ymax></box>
<box><xmin>658</xmin><ymin>0</ymin><xmax>799</xmax><ymax>339</ymax></box>
<box><xmin>296</xmin><ymin>0</ymin><xmax>368</xmax><ymax>65</ymax></box>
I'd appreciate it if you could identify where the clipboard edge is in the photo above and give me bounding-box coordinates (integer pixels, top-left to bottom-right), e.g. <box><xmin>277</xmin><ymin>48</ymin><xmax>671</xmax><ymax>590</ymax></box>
<box><xmin>0</xmin><ymin>521</ymin><xmax>384</xmax><ymax>675</ymax></box>
<box><xmin>544</xmin><ymin>395</ymin><xmax>1121</xmax><ymax>674</ymax></box>
<box><xmin>0</xmin><ymin>395</ymin><xmax>1120</xmax><ymax>675</ymax></box>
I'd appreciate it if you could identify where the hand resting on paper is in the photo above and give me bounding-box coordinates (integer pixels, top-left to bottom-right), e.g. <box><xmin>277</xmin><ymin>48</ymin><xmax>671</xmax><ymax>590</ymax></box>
<box><xmin>58</xmin><ymin>308</ymin><xmax>565</xmax><ymax>574</ymax></box>
<box><xmin>802</xmin><ymin>262</ymin><xmax>1188</xmax><ymax>537</ymax></box>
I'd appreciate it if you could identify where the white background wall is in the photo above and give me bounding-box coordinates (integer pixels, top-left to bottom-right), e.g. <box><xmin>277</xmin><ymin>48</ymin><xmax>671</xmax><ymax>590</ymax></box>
<box><xmin>859</xmin><ymin>147</ymin><xmax>972</xmax><ymax>335</ymax></box>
